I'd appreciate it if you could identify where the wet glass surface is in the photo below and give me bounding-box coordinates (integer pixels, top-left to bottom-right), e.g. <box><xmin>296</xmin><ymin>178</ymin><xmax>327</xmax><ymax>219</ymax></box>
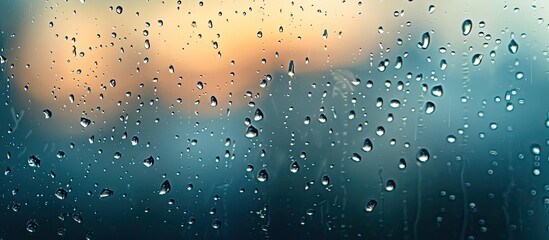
<box><xmin>1</xmin><ymin>1</ymin><xmax>549</xmax><ymax>239</ymax></box>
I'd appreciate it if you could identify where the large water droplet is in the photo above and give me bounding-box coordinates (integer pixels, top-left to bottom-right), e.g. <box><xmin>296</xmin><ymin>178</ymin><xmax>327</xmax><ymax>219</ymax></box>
<box><xmin>385</xmin><ymin>180</ymin><xmax>396</xmax><ymax>192</ymax></box>
<box><xmin>159</xmin><ymin>180</ymin><xmax>171</xmax><ymax>195</ymax></box>
<box><xmin>416</xmin><ymin>148</ymin><xmax>430</xmax><ymax>162</ymax></box>
<box><xmin>508</xmin><ymin>39</ymin><xmax>518</xmax><ymax>54</ymax></box>
<box><xmin>26</xmin><ymin>220</ymin><xmax>39</xmax><ymax>233</ymax></box>
<box><xmin>290</xmin><ymin>161</ymin><xmax>300</xmax><ymax>173</ymax></box>
<box><xmin>462</xmin><ymin>19</ymin><xmax>472</xmax><ymax>36</ymax></box>
<box><xmin>425</xmin><ymin>102</ymin><xmax>436</xmax><ymax>114</ymax></box>
<box><xmin>365</xmin><ymin>199</ymin><xmax>377</xmax><ymax>212</ymax></box>
<box><xmin>254</xmin><ymin>108</ymin><xmax>264</xmax><ymax>121</ymax></box>
<box><xmin>43</xmin><ymin>109</ymin><xmax>52</xmax><ymax>119</ymax></box>
<box><xmin>80</xmin><ymin>117</ymin><xmax>91</xmax><ymax>127</ymax></box>
<box><xmin>257</xmin><ymin>169</ymin><xmax>269</xmax><ymax>182</ymax></box>
<box><xmin>417</xmin><ymin>32</ymin><xmax>430</xmax><ymax>49</ymax></box>
<box><xmin>362</xmin><ymin>138</ymin><xmax>373</xmax><ymax>152</ymax></box>
<box><xmin>431</xmin><ymin>85</ymin><xmax>443</xmax><ymax>97</ymax></box>
<box><xmin>55</xmin><ymin>188</ymin><xmax>68</xmax><ymax>200</ymax></box>
<box><xmin>245</xmin><ymin>125</ymin><xmax>259</xmax><ymax>138</ymax></box>
<box><xmin>143</xmin><ymin>156</ymin><xmax>154</xmax><ymax>167</ymax></box>
<box><xmin>472</xmin><ymin>54</ymin><xmax>483</xmax><ymax>66</ymax></box>
<box><xmin>99</xmin><ymin>188</ymin><xmax>114</xmax><ymax>198</ymax></box>
<box><xmin>288</xmin><ymin>60</ymin><xmax>295</xmax><ymax>77</ymax></box>
<box><xmin>28</xmin><ymin>155</ymin><xmax>41</xmax><ymax>167</ymax></box>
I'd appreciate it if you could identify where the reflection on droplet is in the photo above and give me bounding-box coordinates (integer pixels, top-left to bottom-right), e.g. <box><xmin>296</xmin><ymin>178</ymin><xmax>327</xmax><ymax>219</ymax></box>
<box><xmin>462</xmin><ymin>19</ymin><xmax>472</xmax><ymax>36</ymax></box>
<box><xmin>159</xmin><ymin>180</ymin><xmax>171</xmax><ymax>195</ymax></box>
<box><xmin>416</xmin><ymin>148</ymin><xmax>430</xmax><ymax>162</ymax></box>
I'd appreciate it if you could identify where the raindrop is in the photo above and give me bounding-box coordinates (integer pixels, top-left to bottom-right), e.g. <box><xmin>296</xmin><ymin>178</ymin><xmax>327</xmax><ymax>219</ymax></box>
<box><xmin>99</xmin><ymin>188</ymin><xmax>114</xmax><ymax>198</ymax></box>
<box><xmin>212</xmin><ymin>219</ymin><xmax>222</xmax><ymax>229</ymax></box>
<box><xmin>290</xmin><ymin>161</ymin><xmax>300</xmax><ymax>173</ymax></box>
<box><xmin>43</xmin><ymin>109</ymin><xmax>52</xmax><ymax>119</ymax></box>
<box><xmin>254</xmin><ymin>109</ymin><xmax>264</xmax><ymax>121</ymax></box>
<box><xmin>385</xmin><ymin>180</ymin><xmax>396</xmax><ymax>192</ymax></box>
<box><xmin>159</xmin><ymin>180</ymin><xmax>171</xmax><ymax>195</ymax></box>
<box><xmin>288</xmin><ymin>60</ymin><xmax>295</xmax><ymax>77</ymax></box>
<box><xmin>508</xmin><ymin>39</ymin><xmax>518</xmax><ymax>54</ymax></box>
<box><xmin>257</xmin><ymin>31</ymin><xmax>263</xmax><ymax>38</ymax></box>
<box><xmin>109</xmin><ymin>79</ymin><xmax>116</xmax><ymax>87</ymax></box>
<box><xmin>28</xmin><ymin>155</ymin><xmax>41</xmax><ymax>168</ymax></box>
<box><xmin>116</xmin><ymin>6</ymin><xmax>123</xmax><ymax>14</ymax></box>
<box><xmin>321</xmin><ymin>175</ymin><xmax>330</xmax><ymax>186</ymax></box>
<box><xmin>26</xmin><ymin>220</ymin><xmax>39</xmax><ymax>233</ymax></box>
<box><xmin>362</xmin><ymin>138</ymin><xmax>373</xmax><ymax>152</ymax></box>
<box><xmin>210</xmin><ymin>96</ymin><xmax>218</xmax><ymax>107</ymax></box>
<box><xmin>399</xmin><ymin>158</ymin><xmax>407</xmax><ymax>169</ymax></box>
<box><xmin>55</xmin><ymin>188</ymin><xmax>68</xmax><ymax>200</ymax></box>
<box><xmin>257</xmin><ymin>169</ymin><xmax>269</xmax><ymax>182</ymax></box>
<box><xmin>462</xmin><ymin>19</ymin><xmax>472</xmax><ymax>36</ymax></box>
<box><xmin>431</xmin><ymin>85</ymin><xmax>443</xmax><ymax>97</ymax></box>
<box><xmin>531</xmin><ymin>144</ymin><xmax>541</xmax><ymax>155</ymax></box>
<box><xmin>245</xmin><ymin>125</ymin><xmax>259</xmax><ymax>138</ymax></box>
<box><xmin>425</xmin><ymin>102</ymin><xmax>436</xmax><ymax>114</ymax></box>
<box><xmin>143</xmin><ymin>156</ymin><xmax>154</xmax><ymax>167</ymax></box>
<box><xmin>80</xmin><ymin>117</ymin><xmax>91</xmax><ymax>127</ymax></box>
<box><xmin>472</xmin><ymin>54</ymin><xmax>483</xmax><ymax>66</ymax></box>
<box><xmin>417</xmin><ymin>32</ymin><xmax>430</xmax><ymax>49</ymax></box>
<box><xmin>416</xmin><ymin>148</ymin><xmax>430</xmax><ymax>162</ymax></box>
<box><xmin>365</xmin><ymin>199</ymin><xmax>377</xmax><ymax>212</ymax></box>
<box><xmin>351</xmin><ymin>153</ymin><xmax>362</xmax><ymax>162</ymax></box>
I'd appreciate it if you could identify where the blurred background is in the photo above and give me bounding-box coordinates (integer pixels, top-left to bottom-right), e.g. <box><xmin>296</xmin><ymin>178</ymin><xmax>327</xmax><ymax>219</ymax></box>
<box><xmin>1</xmin><ymin>0</ymin><xmax>549</xmax><ymax>239</ymax></box>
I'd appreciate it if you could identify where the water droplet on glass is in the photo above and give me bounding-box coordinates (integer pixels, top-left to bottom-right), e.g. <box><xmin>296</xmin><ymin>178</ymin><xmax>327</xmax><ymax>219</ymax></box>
<box><xmin>351</xmin><ymin>153</ymin><xmax>362</xmax><ymax>162</ymax></box>
<box><xmin>26</xmin><ymin>220</ymin><xmax>39</xmax><ymax>233</ymax></box>
<box><xmin>212</xmin><ymin>219</ymin><xmax>222</xmax><ymax>229</ymax></box>
<box><xmin>531</xmin><ymin>144</ymin><xmax>541</xmax><ymax>155</ymax></box>
<box><xmin>362</xmin><ymin>138</ymin><xmax>373</xmax><ymax>152</ymax></box>
<box><xmin>431</xmin><ymin>85</ymin><xmax>443</xmax><ymax>97</ymax></box>
<box><xmin>321</xmin><ymin>175</ymin><xmax>330</xmax><ymax>186</ymax></box>
<box><xmin>245</xmin><ymin>125</ymin><xmax>259</xmax><ymax>138</ymax></box>
<box><xmin>385</xmin><ymin>180</ymin><xmax>396</xmax><ymax>192</ymax></box>
<box><xmin>210</xmin><ymin>96</ymin><xmax>218</xmax><ymax>107</ymax></box>
<box><xmin>257</xmin><ymin>169</ymin><xmax>269</xmax><ymax>182</ymax></box>
<box><xmin>425</xmin><ymin>102</ymin><xmax>436</xmax><ymax>114</ymax></box>
<box><xmin>472</xmin><ymin>54</ymin><xmax>483</xmax><ymax>66</ymax></box>
<box><xmin>365</xmin><ymin>199</ymin><xmax>377</xmax><ymax>212</ymax></box>
<box><xmin>99</xmin><ymin>188</ymin><xmax>114</xmax><ymax>198</ymax></box>
<box><xmin>159</xmin><ymin>180</ymin><xmax>171</xmax><ymax>195</ymax></box>
<box><xmin>290</xmin><ymin>161</ymin><xmax>300</xmax><ymax>173</ymax></box>
<box><xmin>417</xmin><ymin>32</ymin><xmax>430</xmax><ymax>49</ymax></box>
<box><xmin>116</xmin><ymin>6</ymin><xmax>123</xmax><ymax>14</ymax></box>
<box><xmin>288</xmin><ymin>60</ymin><xmax>295</xmax><ymax>77</ymax></box>
<box><xmin>43</xmin><ymin>109</ymin><xmax>52</xmax><ymax>119</ymax></box>
<box><xmin>508</xmin><ymin>39</ymin><xmax>518</xmax><ymax>54</ymax></box>
<box><xmin>254</xmin><ymin>109</ymin><xmax>264</xmax><ymax>121</ymax></box>
<box><xmin>416</xmin><ymin>148</ymin><xmax>430</xmax><ymax>162</ymax></box>
<box><xmin>143</xmin><ymin>156</ymin><xmax>154</xmax><ymax>167</ymax></box>
<box><xmin>462</xmin><ymin>19</ymin><xmax>472</xmax><ymax>36</ymax></box>
<box><xmin>399</xmin><ymin>158</ymin><xmax>407</xmax><ymax>169</ymax></box>
<box><xmin>80</xmin><ymin>117</ymin><xmax>91</xmax><ymax>127</ymax></box>
<box><xmin>55</xmin><ymin>188</ymin><xmax>68</xmax><ymax>200</ymax></box>
<box><xmin>28</xmin><ymin>155</ymin><xmax>41</xmax><ymax>167</ymax></box>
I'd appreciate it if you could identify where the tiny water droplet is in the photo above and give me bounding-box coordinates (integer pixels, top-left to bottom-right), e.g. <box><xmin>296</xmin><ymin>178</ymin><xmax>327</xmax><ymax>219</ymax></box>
<box><xmin>99</xmin><ymin>188</ymin><xmax>114</xmax><ymax>198</ymax></box>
